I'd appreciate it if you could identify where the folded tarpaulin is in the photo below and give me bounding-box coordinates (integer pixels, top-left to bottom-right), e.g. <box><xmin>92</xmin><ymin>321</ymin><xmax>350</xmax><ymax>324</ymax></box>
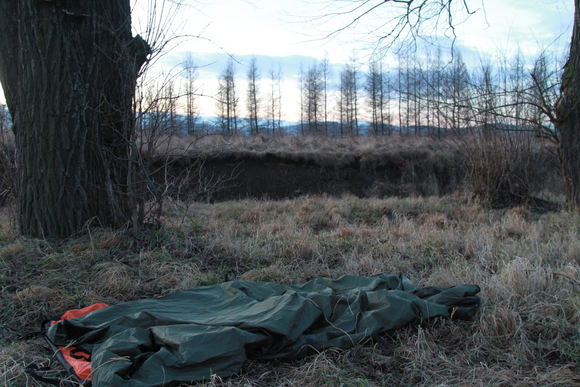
<box><xmin>45</xmin><ymin>274</ymin><xmax>481</xmax><ymax>386</ymax></box>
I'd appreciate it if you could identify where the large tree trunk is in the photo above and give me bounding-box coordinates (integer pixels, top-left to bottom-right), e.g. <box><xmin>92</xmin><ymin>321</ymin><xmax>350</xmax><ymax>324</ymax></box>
<box><xmin>0</xmin><ymin>1</ymin><xmax>149</xmax><ymax>238</ymax></box>
<box><xmin>556</xmin><ymin>0</ymin><xmax>580</xmax><ymax>210</ymax></box>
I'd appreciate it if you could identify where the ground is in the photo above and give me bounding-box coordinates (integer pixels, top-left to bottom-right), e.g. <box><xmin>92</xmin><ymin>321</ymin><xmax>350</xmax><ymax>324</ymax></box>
<box><xmin>0</xmin><ymin>194</ymin><xmax>578</xmax><ymax>386</ymax></box>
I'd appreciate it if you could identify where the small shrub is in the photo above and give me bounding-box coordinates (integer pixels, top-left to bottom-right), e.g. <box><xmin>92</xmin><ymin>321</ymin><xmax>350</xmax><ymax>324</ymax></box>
<box><xmin>462</xmin><ymin>131</ymin><xmax>545</xmax><ymax>207</ymax></box>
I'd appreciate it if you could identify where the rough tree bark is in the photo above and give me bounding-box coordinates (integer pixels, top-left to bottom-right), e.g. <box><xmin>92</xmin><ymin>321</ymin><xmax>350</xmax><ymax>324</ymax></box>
<box><xmin>0</xmin><ymin>0</ymin><xmax>149</xmax><ymax>238</ymax></box>
<box><xmin>556</xmin><ymin>0</ymin><xmax>580</xmax><ymax>210</ymax></box>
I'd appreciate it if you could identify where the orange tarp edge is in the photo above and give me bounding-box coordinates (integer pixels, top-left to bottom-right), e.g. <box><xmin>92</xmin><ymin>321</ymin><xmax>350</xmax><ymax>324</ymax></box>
<box><xmin>51</xmin><ymin>303</ymin><xmax>109</xmax><ymax>381</ymax></box>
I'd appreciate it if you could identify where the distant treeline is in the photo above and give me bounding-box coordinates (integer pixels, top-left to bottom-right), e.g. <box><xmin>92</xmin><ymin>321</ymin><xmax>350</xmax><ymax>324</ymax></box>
<box><xmin>134</xmin><ymin>47</ymin><xmax>562</xmax><ymax>139</ymax></box>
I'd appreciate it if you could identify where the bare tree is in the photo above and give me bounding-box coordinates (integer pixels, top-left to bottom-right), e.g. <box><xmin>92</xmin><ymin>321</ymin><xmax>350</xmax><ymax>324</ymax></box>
<box><xmin>366</xmin><ymin>59</ymin><xmax>382</xmax><ymax>135</ymax></box>
<box><xmin>510</xmin><ymin>51</ymin><xmax>526</xmax><ymax>129</ymax></box>
<box><xmin>440</xmin><ymin>53</ymin><xmax>470</xmax><ymax>131</ymax></box>
<box><xmin>320</xmin><ymin>57</ymin><xmax>331</xmax><ymax>135</ymax></box>
<box><xmin>410</xmin><ymin>61</ymin><xmax>421</xmax><ymax>134</ymax></box>
<box><xmin>474</xmin><ymin>61</ymin><xmax>497</xmax><ymax>134</ymax></box>
<box><xmin>397</xmin><ymin>52</ymin><xmax>405</xmax><ymax>133</ymax></box>
<box><xmin>182</xmin><ymin>54</ymin><xmax>200</xmax><ymax>136</ymax></box>
<box><xmin>216</xmin><ymin>59</ymin><xmax>239</xmax><ymax>135</ymax></box>
<box><xmin>339</xmin><ymin>59</ymin><xmax>360</xmax><ymax>135</ymax></box>
<box><xmin>304</xmin><ymin>63</ymin><xmax>323</xmax><ymax>134</ymax></box>
<box><xmin>165</xmin><ymin>80</ymin><xmax>180</xmax><ymax>135</ymax></box>
<box><xmin>528</xmin><ymin>53</ymin><xmax>560</xmax><ymax>144</ymax></box>
<box><xmin>134</xmin><ymin>70</ymin><xmax>184</xmax><ymax>159</ymax></box>
<box><xmin>276</xmin><ymin>68</ymin><xmax>283</xmax><ymax>132</ymax></box>
<box><xmin>337</xmin><ymin>74</ymin><xmax>345</xmax><ymax>136</ymax></box>
<box><xmin>299</xmin><ymin>64</ymin><xmax>305</xmax><ymax>135</ymax></box>
<box><xmin>381</xmin><ymin>66</ymin><xmax>393</xmax><ymax>135</ymax></box>
<box><xmin>433</xmin><ymin>47</ymin><xmax>444</xmax><ymax>137</ymax></box>
<box><xmin>247</xmin><ymin>57</ymin><xmax>260</xmax><ymax>135</ymax></box>
<box><xmin>267</xmin><ymin>66</ymin><xmax>283</xmax><ymax>134</ymax></box>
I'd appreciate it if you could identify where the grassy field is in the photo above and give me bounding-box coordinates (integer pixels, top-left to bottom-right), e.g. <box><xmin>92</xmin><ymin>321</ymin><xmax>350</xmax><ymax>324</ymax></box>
<box><xmin>144</xmin><ymin>133</ymin><xmax>455</xmax><ymax>156</ymax></box>
<box><xmin>0</xmin><ymin>193</ymin><xmax>577</xmax><ymax>386</ymax></box>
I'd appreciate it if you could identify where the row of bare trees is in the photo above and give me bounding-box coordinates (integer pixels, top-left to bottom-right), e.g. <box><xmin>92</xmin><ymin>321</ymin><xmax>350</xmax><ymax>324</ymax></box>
<box><xmin>313</xmin><ymin>49</ymin><xmax>559</xmax><ymax>139</ymax></box>
<box><xmin>128</xmin><ymin>48</ymin><xmax>561</xmax><ymax>139</ymax></box>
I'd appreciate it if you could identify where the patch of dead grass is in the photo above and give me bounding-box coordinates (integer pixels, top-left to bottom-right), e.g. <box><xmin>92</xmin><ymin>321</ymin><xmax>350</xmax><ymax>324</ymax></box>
<box><xmin>0</xmin><ymin>195</ymin><xmax>577</xmax><ymax>386</ymax></box>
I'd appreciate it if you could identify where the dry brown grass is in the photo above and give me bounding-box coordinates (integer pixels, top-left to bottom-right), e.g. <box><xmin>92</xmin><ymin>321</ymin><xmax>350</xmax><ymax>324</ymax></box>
<box><xmin>147</xmin><ymin>133</ymin><xmax>453</xmax><ymax>157</ymax></box>
<box><xmin>0</xmin><ymin>194</ymin><xmax>578</xmax><ymax>386</ymax></box>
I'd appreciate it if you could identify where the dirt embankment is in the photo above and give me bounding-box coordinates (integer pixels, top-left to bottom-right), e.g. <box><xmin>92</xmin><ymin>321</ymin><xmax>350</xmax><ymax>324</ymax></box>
<box><xmin>148</xmin><ymin>143</ymin><xmax>563</xmax><ymax>202</ymax></box>
<box><xmin>150</xmin><ymin>149</ymin><xmax>468</xmax><ymax>201</ymax></box>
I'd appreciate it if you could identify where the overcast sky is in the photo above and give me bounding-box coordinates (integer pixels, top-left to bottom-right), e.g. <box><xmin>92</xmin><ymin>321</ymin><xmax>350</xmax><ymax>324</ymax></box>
<box><xmin>139</xmin><ymin>0</ymin><xmax>572</xmax><ymax>61</ymax></box>
<box><xmin>0</xmin><ymin>0</ymin><xmax>574</xmax><ymax>119</ymax></box>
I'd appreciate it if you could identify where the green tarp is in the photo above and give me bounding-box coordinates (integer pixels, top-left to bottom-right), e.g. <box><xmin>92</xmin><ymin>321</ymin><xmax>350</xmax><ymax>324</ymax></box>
<box><xmin>47</xmin><ymin>274</ymin><xmax>480</xmax><ymax>386</ymax></box>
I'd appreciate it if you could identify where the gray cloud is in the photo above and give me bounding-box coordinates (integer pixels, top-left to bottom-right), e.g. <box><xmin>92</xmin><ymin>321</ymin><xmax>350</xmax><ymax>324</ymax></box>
<box><xmin>160</xmin><ymin>51</ymin><xmax>346</xmax><ymax>82</ymax></box>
